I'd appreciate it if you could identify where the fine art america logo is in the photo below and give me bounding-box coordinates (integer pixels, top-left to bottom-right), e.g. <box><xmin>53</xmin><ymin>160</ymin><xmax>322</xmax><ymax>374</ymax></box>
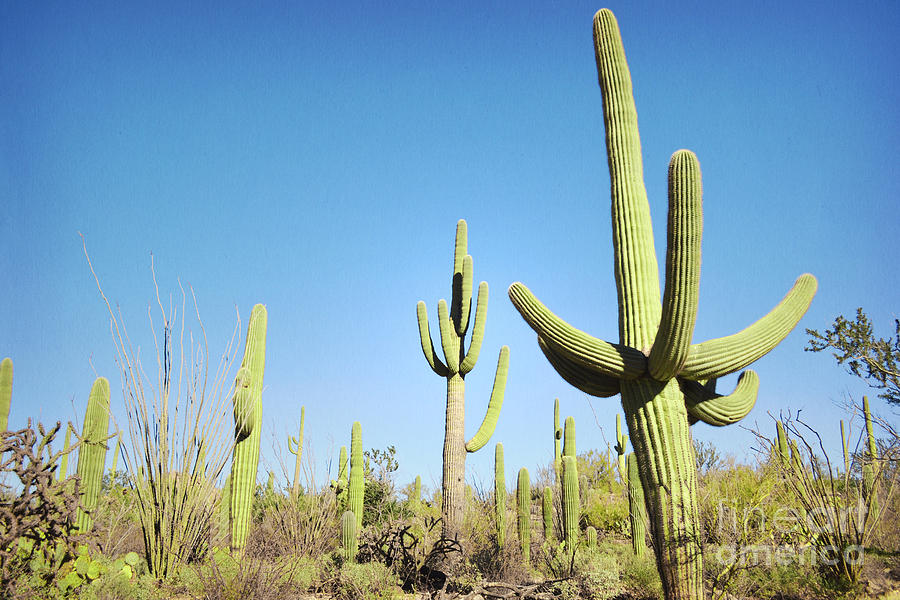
<box><xmin>713</xmin><ymin>499</ymin><xmax>868</xmax><ymax>567</ymax></box>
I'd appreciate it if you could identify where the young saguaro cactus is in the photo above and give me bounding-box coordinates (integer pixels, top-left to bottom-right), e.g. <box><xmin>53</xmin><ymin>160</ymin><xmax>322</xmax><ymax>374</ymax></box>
<box><xmin>331</xmin><ymin>445</ymin><xmax>349</xmax><ymax>508</ymax></box>
<box><xmin>417</xmin><ymin>219</ymin><xmax>510</xmax><ymax>539</ymax></box>
<box><xmin>58</xmin><ymin>424</ymin><xmax>73</xmax><ymax>481</ymax></box>
<box><xmin>560</xmin><ymin>455</ymin><xmax>580</xmax><ymax>550</ymax></box>
<box><xmin>517</xmin><ymin>467</ymin><xmax>531</xmax><ymax>565</ymax></box>
<box><xmin>76</xmin><ymin>377</ymin><xmax>111</xmax><ymax>533</ymax></box>
<box><xmin>348</xmin><ymin>421</ymin><xmax>364</xmax><ymax>530</ymax></box>
<box><xmin>553</xmin><ymin>398</ymin><xmax>562</xmax><ymax>477</ymax></box>
<box><xmin>230</xmin><ymin>304</ymin><xmax>267</xmax><ymax>553</ymax></box>
<box><xmin>0</xmin><ymin>357</ymin><xmax>11</xmax><ymax>432</ymax></box>
<box><xmin>494</xmin><ymin>443</ymin><xmax>507</xmax><ymax>549</ymax></box>
<box><xmin>542</xmin><ymin>486</ymin><xmax>554</xmax><ymax>542</ymax></box>
<box><xmin>341</xmin><ymin>510</ymin><xmax>358</xmax><ymax>563</ymax></box>
<box><xmin>507</xmin><ymin>10</ymin><xmax>816</xmax><ymax>598</ymax></box>
<box><xmin>288</xmin><ymin>406</ymin><xmax>305</xmax><ymax>495</ymax></box>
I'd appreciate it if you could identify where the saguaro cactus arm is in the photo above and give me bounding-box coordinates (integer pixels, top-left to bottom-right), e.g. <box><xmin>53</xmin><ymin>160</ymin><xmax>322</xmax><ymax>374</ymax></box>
<box><xmin>680</xmin><ymin>274</ymin><xmax>818</xmax><ymax>380</ymax></box>
<box><xmin>681</xmin><ymin>370</ymin><xmax>759</xmax><ymax>426</ymax></box>
<box><xmin>460</xmin><ymin>282</ymin><xmax>489</xmax><ymax>374</ymax></box>
<box><xmin>538</xmin><ymin>337</ymin><xmax>620</xmax><ymax>397</ymax></box>
<box><xmin>416</xmin><ymin>302</ymin><xmax>450</xmax><ymax>377</ymax></box>
<box><xmin>465</xmin><ymin>345</ymin><xmax>509</xmax><ymax>452</ymax></box>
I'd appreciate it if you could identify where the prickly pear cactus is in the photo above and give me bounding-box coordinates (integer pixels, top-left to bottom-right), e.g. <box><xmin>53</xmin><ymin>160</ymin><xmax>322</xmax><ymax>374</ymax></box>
<box><xmin>494</xmin><ymin>443</ymin><xmax>506</xmax><ymax>549</ymax></box>
<box><xmin>348</xmin><ymin>422</ymin><xmax>364</xmax><ymax>530</ymax></box>
<box><xmin>507</xmin><ymin>9</ymin><xmax>816</xmax><ymax>598</ymax></box>
<box><xmin>417</xmin><ymin>219</ymin><xmax>510</xmax><ymax>539</ymax></box>
<box><xmin>0</xmin><ymin>357</ymin><xmax>11</xmax><ymax>432</ymax></box>
<box><xmin>230</xmin><ymin>304</ymin><xmax>267</xmax><ymax>553</ymax></box>
<box><xmin>288</xmin><ymin>406</ymin><xmax>305</xmax><ymax>495</ymax></box>
<box><xmin>517</xmin><ymin>467</ymin><xmax>531</xmax><ymax>565</ymax></box>
<box><xmin>75</xmin><ymin>377</ymin><xmax>111</xmax><ymax>533</ymax></box>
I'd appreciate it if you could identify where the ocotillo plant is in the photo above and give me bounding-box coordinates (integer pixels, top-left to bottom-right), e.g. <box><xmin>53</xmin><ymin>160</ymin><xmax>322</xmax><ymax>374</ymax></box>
<box><xmin>0</xmin><ymin>357</ymin><xmax>11</xmax><ymax>432</ymax></box>
<box><xmin>494</xmin><ymin>443</ymin><xmax>506</xmax><ymax>549</ymax></box>
<box><xmin>507</xmin><ymin>10</ymin><xmax>816</xmax><ymax>597</ymax></box>
<box><xmin>75</xmin><ymin>377</ymin><xmax>111</xmax><ymax>532</ymax></box>
<box><xmin>417</xmin><ymin>219</ymin><xmax>510</xmax><ymax>539</ymax></box>
<box><xmin>288</xmin><ymin>406</ymin><xmax>305</xmax><ymax>495</ymax></box>
<box><xmin>517</xmin><ymin>467</ymin><xmax>531</xmax><ymax>565</ymax></box>
<box><xmin>627</xmin><ymin>453</ymin><xmax>647</xmax><ymax>557</ymax></box>
<box><xmin>230</xmin><ymin>304</ymin><xmax>267</xmax><ymax>553</ymax></box>
<box><xmin>614</xmin><ymin>414</ymin><xmax>628</xmax><ymax>483</ymax></box>
<box><xmin>341</xmin><ymin>510</ymin><xmax>358</xmax><ymax>563</ymax></box>
<box><xmin>542</xmin><ymin>487</ymin><xmax>553</xmax><ymax>542</ymax></box>
<box><xmin>348</xmin><ymin>421</ymin><xmax>364</xmax><ymax>530</ymax></box>
<box><xmin>561</xmin><ymin>455</ymin><xmax>580</xmax><ymax>550</ymax></box>
<box><xmin>553</xmin><ymin>398</ymin><xmax>562</xmax><ymax>477</ymax></box>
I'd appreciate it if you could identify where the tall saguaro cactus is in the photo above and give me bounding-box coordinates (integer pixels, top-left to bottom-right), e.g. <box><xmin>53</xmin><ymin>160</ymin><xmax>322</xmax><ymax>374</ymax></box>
<box><xmin>76</xmin><ymin>377</ymin><xmax>111</xmax><ymax>532</ymax></box>
<box><xmin>507</xmin><ymin>10</ymin><xmax>816</xmax><ymax>598</ymax></box>
<box><xmin>348</xmin><ymin>421</ymin><xmax>364</xmax><ymax>530</ymax></box>
<box><xmin>417</xmin><ymin>219</ymin><xmax>510</xmax><ymax>539</ymax></box>
<box><xmin>0</xmin><ymin>358</ymin><xmax>12</xmax><ymax>432</ymax></box>
<box><xmin>494</xmin><ymin>443</ymin><xmax>507</xmax><ymax>549</ymax></box>
<box><xmin>288</xmin><ymin>406</ymin><xmax>305</xmax><ymax>495</ymax></box>
<box><xmin>230</xmin><ymin>304</ymin><xmax>267</xmax><ymax>553</ymax></box>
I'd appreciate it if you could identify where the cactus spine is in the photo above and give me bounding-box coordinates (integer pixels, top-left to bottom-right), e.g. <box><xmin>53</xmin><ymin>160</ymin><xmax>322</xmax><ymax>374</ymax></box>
<box><xmin>75</xmin><ymin>377</ymin><xmax>111</xmax><ymax>532</ymax></box>
<box><xmin>507</xmin><ymin>10</ymin><xmax>816</xmax><ymax>597</ymax></box>
<box><xmin>348</xmin><ymin>421</ymin><xmax>364</xmax><ymax>530</ymax></box>
<box><xmin>627</xmin><ymin>453</ymin><xmax>647</xmax><ymax>557</ymax></box>
<box><xmin>561</xmin><ymin>455</ymin><xmax>580</xmax><ymax>550</ymax></box>
<box><xmin>614</xmin><ymin>414</ymin><xmax>628</xmax><ymax>483</ymax></box>
<box><xmin>517</xmin><ymin>467</ymin><xmax>531</xmax><ymax>565</ymax></box>
<box><xmin>494</xmin><ymin>443</ymin><xmax>506</xmax><ymax>549</ymax></box>
<box><xmin>417</xmin><ymin>220</ymin><xmax>510</xmax><ymax>539</ymax></box>
<box><xmin>0</xmin><ymin>358</ymin><xmax>11</xmax><ymax>432</ymax></box>
<box><xmin>542</xmin><ymin>486</ymin><xmax>553</xmax><ymax>542</ymax></box>
<box><xmin>230</xmin><ymin>304</ymin><xmax>267</xmax><ymax>553</ymax></box>
<box><xmin>288</xmin><ymin>406</ymin><xmax>305</xmax><ymax>495</ymax></box>
<box><xmin>341</xmin><ymin>510</ymin><xmax>358</xmax><ymax>562</ymax></box>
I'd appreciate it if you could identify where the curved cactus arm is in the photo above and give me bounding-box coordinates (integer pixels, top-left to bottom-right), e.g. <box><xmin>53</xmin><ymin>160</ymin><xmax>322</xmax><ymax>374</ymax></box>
<box><xmin>460</xmin><ymin>282</ymin><xmax>488</xmax><ymax>375</ymax></box>
<box><xmin>437</xmin><ymin>299</ymin><xmax>460</xmax><ymax>374</ymax></box>
<box><xmin>288</xmin><ymin>435</ymin><xmax>299</xmax><ymax>455</ymax></box>
<box><xmin>465</xmin><ymin>345</ymin><xmax>509</xmax><ymax>452</ymax></box>
<box><xmin>416</xmin><ymin>302</ymin><xmax>449</xmax><ymax>377</ymax></box>
<box><xmin>680</xmin><ymin>274</ymin><xmax>818</xmax><ymax>380</ymax></box>
<box><xmin>456</xmin><ymin>255</ymin><xmax>474</xmax><ymax>337</ymax></box>
<box><xmin>649</xmin><ymin>150</ymin><xmax>703</xmax><ymax>381</ymax></box>
<box><xmin>537</xmin><ymin>336</ymin><xmax>620</xmax><ymax>397</ymax></box>
<box><xmin>681</xmin><ymin>370</ymin><xmax>759</xmax><ymax>426</ymax></box>
<box><xmin>508</xmin><ymin>282</ymin><xmax>646</xmax><ymax>379</ymax></box>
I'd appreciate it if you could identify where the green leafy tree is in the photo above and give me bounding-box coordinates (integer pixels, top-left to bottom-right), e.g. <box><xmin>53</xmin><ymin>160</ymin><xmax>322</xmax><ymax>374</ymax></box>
<box><xmin>806</xmin><ymin>308</ymin><xmax>900</xmax><ymax>405</ymax></box>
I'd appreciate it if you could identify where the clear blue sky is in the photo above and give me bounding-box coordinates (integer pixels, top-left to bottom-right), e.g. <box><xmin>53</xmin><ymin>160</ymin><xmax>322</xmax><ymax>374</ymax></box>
<box><xmin>3</xmin><ymin>2</ymin><xmax>898</xmax><ymax>494</ymax></box>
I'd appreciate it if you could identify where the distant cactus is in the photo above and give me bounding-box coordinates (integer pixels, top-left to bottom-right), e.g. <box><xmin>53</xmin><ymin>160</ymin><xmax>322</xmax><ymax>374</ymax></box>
<box><xmin>553</xmin><ymin>398</ymin><xmax>562</xmax><ymax>477</ymax></box>
<box><xmin>417</xmin><ymin>220</ymin><xmax>510</xmax><ymax>538</ymax></box>
<box><xmin>348</xmin><ymin>422</ymin><xmax>364</xmax><ymax>530</ymax></box>
<box><xmin>862</xmin><ymin>397</ymin><xmax>879</xmax><ymax>516</ymax></box>
<box><xmin>614</xmin><ymin>414</ymin><xmax>628</xmax><ymax>483</ymax></box>
<box><xmin>0</xmin><ymin>357</ymin><xmax>11</xmax><ymax>432</ymax></box>
<box><xmin>561</xmin><ymin>455</ymin><xmax>580</xmax><ymax>549</ymax></box>
<box><xmin>408</xmin><ymin>475</ymin><xmax>422</xmax><ymax>512</ymax></box>
<box><xmin>331</xmin><ymin>445</ymin><xmax>348</xmax><ymax>508</ymax></box>
<box><xmin>494</xmin><ymin>443</ymin><xmax>506</xmax><ymax>549</ymax></box>
<box><xmin>517</xmin><ymin>467</ymin><xmax>531</xmax><ymax>565</ymax></box>
<box><xmin>627</xmin><ymin>453</ymin><xmax>647</xmax><ymax>557</ymax></box>
<box><xmin>58</xmin><ymin>424</ymin><xmax>73</xmax><ymax>481</ymax></box>
<box><xmin>110</xmin><ymin>430</ymin><xmax>122</xmax><ymax>476</ymax></box>
<box><xmin>341</xmin><ymin>510</ymin><xmax>358</xmax><ymax>562</ymax></box>
<box><xmin>288</xmin><ymin>406</ymin><xmax>305</xmax><ymax>495</ymax></box>
<box><xmin>75</xmin><ymin>377</ymin><xmax>111</xmax><ymax>532</ymax></box>
<box><xmin>542</xmin><ymin>486</ymin><xmax>553</xmax><ymax>542</ymax></box>
<box><xmin>585</xmin><ymin>525</ymin><xmax>597</xmax><ymax>549</ymax></box>
<box><xmin>507</xmin><ymin>9</ymin><xmax>816</xmax><ymax>595</ymax></box>
<box><xmin>230</xmin><ymin>304</ymin><xmax>267</xmax><ymax>553</ymax></box>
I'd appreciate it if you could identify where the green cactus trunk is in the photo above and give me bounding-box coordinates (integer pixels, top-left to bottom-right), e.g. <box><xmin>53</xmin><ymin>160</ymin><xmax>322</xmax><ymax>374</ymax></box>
<box><xmin>58</xmin><ymin>424</ymin><xmax>72</xmax><ymax>482</ymax></box>
<box><xmin>553</xmin><ymin>398</ymin><xmax>562</xmax><ymax>478</ymax></box>
<box><xmin>348</xmin><ymin>421</ymin><xmax>364</xmax><ymax>530</ymax></box>
<box><xmin>409</xmin><ymin>475</ymin><xmax>422</xmax><ymax>513</ymax></box>
<box><xmin>341</xmin><ymin>510</ymin><xmax>358</xmax><ymax>563</ymax></box>
<box><xmin>862</xmin><ymin>397</ymin><xmax>879</xmax><ymax>516</ymax></box>
<box><xmin>494</xmin><ymin>443</ymin><xmax>506</xmax><ymax>549</ymax></box>
<box><xmin>507</xmin><ymin>10</ymin><xmax>816</xmax><ymax>598</ymax></box>
<box><xmin>561</xmin><ymin>455</ymin><xmax>580</xmax><ymax>550</ymax></box>
<box><xmin>75</xmin><ymin>377</ymin><xmax>111</xmax><ymax>533</ymax></box>
<box><xmin>517</xmin><ymin>467</ymin><xmax>530</xmax><ymax>565</ymax></box>
<box><xmin>230</xmin><ymin>304</ymin><xmax>267</xmax><ymax>553</ymax></box>
<box><xmin>333</xmin><ymin>445</ymin><xmax>348</xmax><ymax>509</ymax></box>
<box><xmin>0</xmin><ymin>357</ymin><xmax>11</xmax><ymax>432</ymax></box>
<box><xmin>417</xmin><ymin>220</ymin><xmax>510</xmax><ymax>540</ymax></box>
<box><xmin>542</xmin><ymin>486</ymin><xmax>553</xmax><ymax>542</ymax></box>
<box><xmin>562</xmin><ymin>416</ymin><xmax>575</xmax><ymax>458</ymax></box>
<box><xmin>627</xmin><ymin>453</ymin><xmax>647</xmax><ymax>558</ymax></box>
<box><xmin>219</xmin><ymin>474</ymin><xmax>232</xmax><ymax>541</ymax></box>
<box><xmin>288</xmin><ymin>406</ymin><xmax>305</xmax><ymax>495</ymax></box>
